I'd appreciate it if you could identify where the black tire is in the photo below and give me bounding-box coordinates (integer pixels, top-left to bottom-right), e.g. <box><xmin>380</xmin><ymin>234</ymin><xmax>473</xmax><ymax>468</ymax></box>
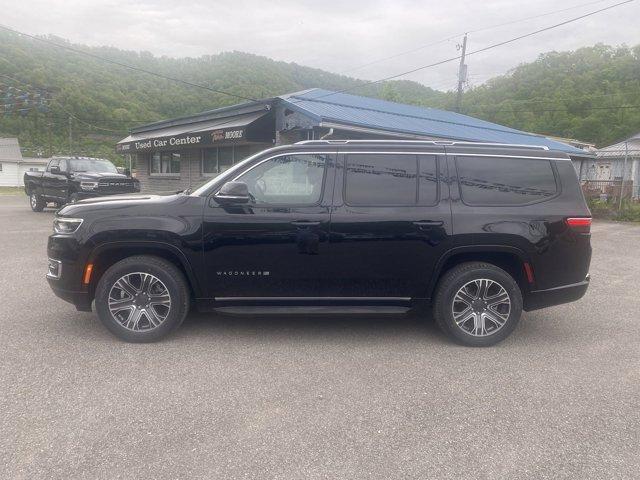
<box><xmin>433</xmin><ymin>262</ymin><xmax>523</xmax><ymax>347</ymax></box>
<box><xmin>68</xmin><ymin>192</ymin><xmax>80</xmax><ymax>204</ymax></box>
<box><xmin>94</xmin><ymin>255</ymin><xmax>190</xmax><ymax>342</ymax></box>
<box><xmin>29</xmin><ymin>192</ymin><xmax>45</xmax><ymax>212</ymax></box>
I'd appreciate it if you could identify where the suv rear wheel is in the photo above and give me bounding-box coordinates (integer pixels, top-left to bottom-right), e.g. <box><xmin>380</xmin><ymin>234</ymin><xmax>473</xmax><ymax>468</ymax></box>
<box><xmin>95</xmin><ymin>255</ymin><xmax>190</xmax><ymax>342</ymax></box>
<box><xmin>433</xmin><ymin>262</ymin><xmax>523</xmax><ymax>347</ymax></box>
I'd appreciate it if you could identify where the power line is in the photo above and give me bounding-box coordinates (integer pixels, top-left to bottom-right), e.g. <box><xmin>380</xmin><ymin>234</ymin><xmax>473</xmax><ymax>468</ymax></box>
<box><xmin>0</xmin><ymin>25</ymin><xmax>258</xmax><ymax>103</ymax></box>
<box><xmin>340</xmin><ymin>0</ymin><xmax>613</xmax><ymax>75</ymax></box>
<box><xmin>300</xmin><ymin>0</ymin><xmax>634</xmax><ymax>103</ymax></box>
<box><xmin>466</xmin><ymin>91</ymin><xmax>640</xmax><ymax>108</ymax></box>
<box><xmin>467</xmin><ymin>104</ymin><xmax>640</xmax><ymax>114</ymax></box>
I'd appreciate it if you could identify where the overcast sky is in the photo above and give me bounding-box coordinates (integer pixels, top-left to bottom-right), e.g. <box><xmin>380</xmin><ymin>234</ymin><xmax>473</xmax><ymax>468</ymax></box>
<box><xmin>2</xmin><ymin>0</ymin><xmax>639</xmax><ymax>91</ymax></box>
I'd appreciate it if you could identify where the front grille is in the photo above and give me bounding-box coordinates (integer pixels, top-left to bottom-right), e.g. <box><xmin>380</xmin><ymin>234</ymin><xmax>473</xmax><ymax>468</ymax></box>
<box><xmin>96</xmin><ymin>178</ymin><xmax>135</xmax><ymax>192</ymax></box>
<box><xmin>98</xmin><ymin>181</ymin><xmax>132</xmax><ymax>188</ymax></box>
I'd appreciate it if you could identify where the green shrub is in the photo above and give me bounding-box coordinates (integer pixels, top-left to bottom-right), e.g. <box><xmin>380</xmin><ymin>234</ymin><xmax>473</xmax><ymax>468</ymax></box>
<box><xmin>614</xmin><ymin>200</ymin><xmax>640</xmax><ymax>222</ymax></box>
<box><xmin>586</xmin><ymin>197</ymin><xmax>640</xmax><ymax>222</ymax></box>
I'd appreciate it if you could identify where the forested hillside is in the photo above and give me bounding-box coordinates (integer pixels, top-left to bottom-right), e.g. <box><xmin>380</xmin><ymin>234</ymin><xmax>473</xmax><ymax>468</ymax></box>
<box><xmin>0</xmin><ymin>30</ymin><xmax>444</xmax><ymax>160</ymax></box>
<box><xmin>454</xmin><ymin>44</ymin><xmax>640</xmax><ymax>146</ymax></box>
<box><xmin>1</xmin><ymin>29</ymin><xmax>639</xmax><ymax>162</ymax></box>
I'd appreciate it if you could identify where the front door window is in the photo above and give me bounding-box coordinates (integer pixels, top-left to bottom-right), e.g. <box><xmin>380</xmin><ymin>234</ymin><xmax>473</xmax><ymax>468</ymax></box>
<box><xmin>236</xmin><ymin>154</ymin><xmax>326</xmax><ymax>205</ymax></box>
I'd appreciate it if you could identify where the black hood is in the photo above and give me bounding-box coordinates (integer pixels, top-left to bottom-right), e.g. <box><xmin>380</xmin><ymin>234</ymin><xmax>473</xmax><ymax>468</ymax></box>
<box><xmin>70</xmin><ymin>172</ymin><xmax>136</xmax><ymax>181</ymax></box>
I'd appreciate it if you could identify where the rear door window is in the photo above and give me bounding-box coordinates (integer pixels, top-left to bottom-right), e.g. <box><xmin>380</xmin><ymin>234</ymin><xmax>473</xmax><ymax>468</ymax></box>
<box><xmin>345</xmin><ymin>153</ymin><xmax>438</xmax><ymax>206</ymax></box>
<box><xmin>456</xmin><ymin>156</ymin><xmax>557</xmax><ymax>206</ymax></box>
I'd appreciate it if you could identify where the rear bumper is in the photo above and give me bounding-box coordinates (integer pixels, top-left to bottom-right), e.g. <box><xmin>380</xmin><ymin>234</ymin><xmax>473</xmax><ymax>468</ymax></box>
<box><xmin>524</xmin><ymin>275</ymin><xmax>590</xmax><ymax>311</ymax></box>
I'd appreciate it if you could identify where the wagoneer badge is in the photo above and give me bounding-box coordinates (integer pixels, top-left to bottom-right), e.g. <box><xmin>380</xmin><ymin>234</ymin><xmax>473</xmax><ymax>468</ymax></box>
<box><xmin>216</xmin><ymin>271</ymin><xmax>270</xmax><ymax>276</ymax></box>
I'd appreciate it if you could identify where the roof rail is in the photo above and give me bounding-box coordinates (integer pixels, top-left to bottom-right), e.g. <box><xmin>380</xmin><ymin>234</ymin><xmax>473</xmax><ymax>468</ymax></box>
<box><xmin>295</xmin><ymin>139</ymin><xmax>550</xmax><ymax>150</ymax></box>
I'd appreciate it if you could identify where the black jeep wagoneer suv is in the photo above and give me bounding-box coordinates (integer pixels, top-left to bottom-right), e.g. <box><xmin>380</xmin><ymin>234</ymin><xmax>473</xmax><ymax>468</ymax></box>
<box><xmin>46</xmin><ymin>140</ymin><xmax>592</xmax><ymax>346</ymax></box>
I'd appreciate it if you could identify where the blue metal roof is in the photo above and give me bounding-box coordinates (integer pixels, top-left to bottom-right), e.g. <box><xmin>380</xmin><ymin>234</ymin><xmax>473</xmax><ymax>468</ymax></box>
<box><xmin>279</xmin><ymin>89</ymin><xmax>587</xmax><ymax>156</ymax></box>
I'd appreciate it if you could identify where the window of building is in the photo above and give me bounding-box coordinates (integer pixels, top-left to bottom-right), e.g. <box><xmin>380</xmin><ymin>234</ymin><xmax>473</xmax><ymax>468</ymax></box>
<box><xmin>456</xmin><ymin>156</ymin><xmax>557</xmax><ymax>206</ymax></box>
<box><xmin>218</xmin><ymin>147</ymin><xmax>234</xmax><ymax>173</ymax></box>
<box><xmin>235</xmin><ymin>154</ymin><xmax>327</xmax><ymax>205</ymax></box>
<box><xmin>202</xmin><ymin>149</ymin><xmax>218</xmax><ymax>175</ymax></box>
<box><xmin>345</xmin><ymin>154</ymin><xmax>438</xmax><ymax>206</ymax></box>
<box><xmin>0</xmin><ymin>163</ymin><xmax>2</xmax><ymax>172</ymax></box>
<box><xmin>150</xmin><ymin>152</ymin><xmax>181</xmax><ymax>175</ymax></box>
<box><xmin>202</xmin><ymin>144</ymin><xmax>268</xmax><ymax>176</ymax></box>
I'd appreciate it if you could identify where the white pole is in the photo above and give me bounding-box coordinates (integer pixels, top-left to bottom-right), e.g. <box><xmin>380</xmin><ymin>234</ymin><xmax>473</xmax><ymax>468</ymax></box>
<box><xmin>619</xmin><ymin>141</ymin><xmax>629</xmax><ymax>210</ymax></box>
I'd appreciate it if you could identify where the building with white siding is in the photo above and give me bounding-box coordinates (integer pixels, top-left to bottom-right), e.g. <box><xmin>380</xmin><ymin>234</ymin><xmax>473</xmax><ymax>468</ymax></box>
<box><xmin>583</xmin><ymin>133</ymin><xmax>640</xmax><ymax>198</ymax></box>
<box><xmin>0</xmin><ymin>138</ymin><xmax>50</xmax><ymax>187</ymax></box>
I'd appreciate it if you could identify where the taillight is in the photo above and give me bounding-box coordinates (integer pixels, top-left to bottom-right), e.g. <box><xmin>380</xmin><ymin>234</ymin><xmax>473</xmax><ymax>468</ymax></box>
<box><xmin>566</xmin><ymin>217</ymin><xmax>591</xmax><ymax>233</ymax></box>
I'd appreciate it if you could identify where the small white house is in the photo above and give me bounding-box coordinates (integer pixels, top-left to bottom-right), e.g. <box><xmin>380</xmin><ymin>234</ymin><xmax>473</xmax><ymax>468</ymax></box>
<box><xmin>0</xmin><ymin>138</ymin><xmax>50</xmax><ymax>187</ymax></box>
<box><xmin>587</xmin><ymin>133</ymin><xmax>640</xmax><ymax>198</ymax></box>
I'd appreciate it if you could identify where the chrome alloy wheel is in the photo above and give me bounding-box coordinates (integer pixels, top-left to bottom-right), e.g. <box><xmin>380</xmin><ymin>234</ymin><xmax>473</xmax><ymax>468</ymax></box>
<box><xmin>452</xmin><ymin>279</ymin><xmax>511</xmax><ymax>337</ymax></box>
<box><xmin>108</xmin><ymin>272</ymin><xmax>171</xmax><ymax>331</ymax></box>
<box><xmin>30</xmin><ymin>194</ymin><xmax>37</xmax><ymax>209</ymax></box>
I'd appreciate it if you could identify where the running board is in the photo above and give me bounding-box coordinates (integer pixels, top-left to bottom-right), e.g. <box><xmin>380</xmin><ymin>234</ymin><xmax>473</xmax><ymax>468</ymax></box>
<box><xmin>214</xmin><ymin>305</ymin><xmax>410</xmax><ymax>315</ymax></box>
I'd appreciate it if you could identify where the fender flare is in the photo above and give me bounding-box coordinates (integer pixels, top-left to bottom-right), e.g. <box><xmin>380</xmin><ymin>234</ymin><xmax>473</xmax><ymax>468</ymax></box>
<box><xmin>427</xmin><ymin>245</ymin><xmax>532</xmax><ymax>299</ymax></box>
<box><xmin>87</xmin><ymin>240</ymin><xmax>203</xmax><ymax>297</ymax></box>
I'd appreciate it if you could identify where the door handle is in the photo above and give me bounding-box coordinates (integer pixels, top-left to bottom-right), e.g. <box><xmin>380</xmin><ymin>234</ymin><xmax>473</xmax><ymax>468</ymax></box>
<box><xmin>413</xmin><ymin>220</ymin><xmax>444</xmax><ymax>229</ymax></box>
<box><xmin>291</xmin><ymin>220</ymin><xmax>321</xmax><ymax>227</ymax></box>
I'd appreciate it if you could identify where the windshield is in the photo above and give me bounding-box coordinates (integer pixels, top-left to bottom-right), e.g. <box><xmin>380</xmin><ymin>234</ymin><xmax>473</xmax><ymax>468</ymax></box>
<box><xmin>190</xmin><ymin>151</ymin><xmax>266</xmax><ymax>196</ymax></box>
<box><xmin>69</xmin><ymin>158</ymin><xmax>118</xmax><ymax>174</ymax></box>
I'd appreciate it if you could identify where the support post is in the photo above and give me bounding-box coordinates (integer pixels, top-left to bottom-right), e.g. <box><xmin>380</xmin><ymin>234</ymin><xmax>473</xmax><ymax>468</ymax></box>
<box><xmin>619</xmin><ymin>141</ymin><xmax>629</xmax><ymax>210</ymax></box>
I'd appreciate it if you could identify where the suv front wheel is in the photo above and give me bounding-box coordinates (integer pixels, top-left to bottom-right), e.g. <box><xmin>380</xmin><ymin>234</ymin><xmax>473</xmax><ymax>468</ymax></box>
<box><xmin>95</xmin><ymin>255</ymin><xmax>190</xmax><ymax>342</ymax></box>
<box><xmin>433</xmin><ymin>262</ymin><xmax>523</xmax><ymax>347</ymax></box>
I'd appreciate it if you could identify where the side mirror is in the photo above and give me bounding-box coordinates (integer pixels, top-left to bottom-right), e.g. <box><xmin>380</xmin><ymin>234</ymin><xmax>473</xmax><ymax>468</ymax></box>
<box><xmin>50</xmin><ymin>165</ymin><xmax>61</xmax><ymax>174</ymax></box>
<box><xmin>213</xmin><ymin>181</ymin><xmax>250</xmax><ymax>204</ymax></box>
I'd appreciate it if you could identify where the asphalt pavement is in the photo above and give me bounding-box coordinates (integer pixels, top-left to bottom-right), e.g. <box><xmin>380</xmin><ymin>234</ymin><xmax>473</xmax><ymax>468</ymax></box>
<box><xmin>0</xmin><ymin>194</ymin><xmax>638</xmax><ymax>479</ymax></box>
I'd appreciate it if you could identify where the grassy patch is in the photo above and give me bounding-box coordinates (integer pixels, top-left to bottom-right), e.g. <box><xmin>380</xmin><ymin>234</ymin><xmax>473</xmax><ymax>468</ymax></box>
<box><xmin>0</xmin><ymin>187</ymin><xmax>24</xmax><ymax>196</ymax></box>
<box><xmin>587</xmin><ymin>197</ymin><xmax>640</xmax><ymax>222</ymax></box>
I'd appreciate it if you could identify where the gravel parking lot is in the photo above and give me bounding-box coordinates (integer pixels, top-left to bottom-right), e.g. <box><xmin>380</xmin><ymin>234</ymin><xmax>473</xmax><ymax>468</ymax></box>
<box><xmin>0</xmin><ymin>194</ymin><xmax>638</xmax><ymax>479</ymax></box>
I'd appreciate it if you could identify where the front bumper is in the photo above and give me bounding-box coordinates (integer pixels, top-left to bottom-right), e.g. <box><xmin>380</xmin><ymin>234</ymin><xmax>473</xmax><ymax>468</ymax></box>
<box><xmin>47</xmin><ymin>234</ymin><xmax>93</xmax><ymax>312</ymax></box>
<box><xmin>523</xmin><ymin>274</ymin><xmax>590</xmax><ymax>311</ymax></box>
<box><xmin>47</xmin><ymin>278</ymin><xmax>93</xmax><ymax>311</ymax></box>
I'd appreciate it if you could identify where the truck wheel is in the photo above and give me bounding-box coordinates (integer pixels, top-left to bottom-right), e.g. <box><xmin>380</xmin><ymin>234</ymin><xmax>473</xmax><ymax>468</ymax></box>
<box><xmin>29</xmin><ymin>193</ymin><xmax>45</xmax><ymax>212</ymax></box>
<box><xmin>433</xmin><ymin>262</ymin><xmax>523</xmax><ymax>347</ymax></box>
<box><xmin>94</xmin><ymin>255</ymin><xmax>190</xmax><ymax>342</ymax></box>
<box><xmin>68</xmin><ymin>193</ymin><xmax>80</xmax><ymax>204</ymax></box>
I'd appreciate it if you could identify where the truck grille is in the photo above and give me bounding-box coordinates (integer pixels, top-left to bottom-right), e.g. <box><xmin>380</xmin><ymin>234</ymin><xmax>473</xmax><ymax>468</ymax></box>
<box><xmin>97</xmin><ymin>179</ymin><xmax>135</xmax><ymax>192</ymax></box>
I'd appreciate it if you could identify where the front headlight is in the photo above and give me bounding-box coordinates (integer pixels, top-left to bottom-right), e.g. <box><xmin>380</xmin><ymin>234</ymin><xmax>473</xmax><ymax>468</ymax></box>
<box><xmin>80</xmin><ymin>181</ymin><xmax>99</xmax><ymax>191</ymax></box>
<box><xmin>53</xmin><ymin>217</ymin><xmax>83</xmax><ymax>234</ymax></box>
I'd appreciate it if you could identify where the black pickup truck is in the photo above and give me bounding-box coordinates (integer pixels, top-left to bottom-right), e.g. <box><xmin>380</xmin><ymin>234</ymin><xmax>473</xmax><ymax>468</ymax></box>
<box><xmin>24</xmin><ymin>156</ymin><xmax>140</xmax><ymax>211</ymax></box>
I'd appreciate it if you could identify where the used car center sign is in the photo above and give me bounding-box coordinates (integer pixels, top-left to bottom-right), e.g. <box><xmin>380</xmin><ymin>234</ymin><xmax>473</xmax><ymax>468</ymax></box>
<box><xmin>116</xmin><ymin>127</ymin><xmax>246</xmax><ymax>153</ymax></box>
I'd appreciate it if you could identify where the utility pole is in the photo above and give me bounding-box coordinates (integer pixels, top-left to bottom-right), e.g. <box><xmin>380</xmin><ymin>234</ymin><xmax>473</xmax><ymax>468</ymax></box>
<box><xmin>47</xmin><ymin>110</ymin><xmax>53</xmax><ymax>157</ymax></box>
<box><xmin>455</xmin><ymin>34</ymin><xmax>468</xmax><ymax>113</ymax></box>
<box><xmin>68</xmin><ymin>115</ymin><xmax>72</xmax><ymax>155</ymax></box>
<box><xmin>619</xmin><ymin>140</ymin><xmax>629</xmax><ymax>210</ymax></box>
